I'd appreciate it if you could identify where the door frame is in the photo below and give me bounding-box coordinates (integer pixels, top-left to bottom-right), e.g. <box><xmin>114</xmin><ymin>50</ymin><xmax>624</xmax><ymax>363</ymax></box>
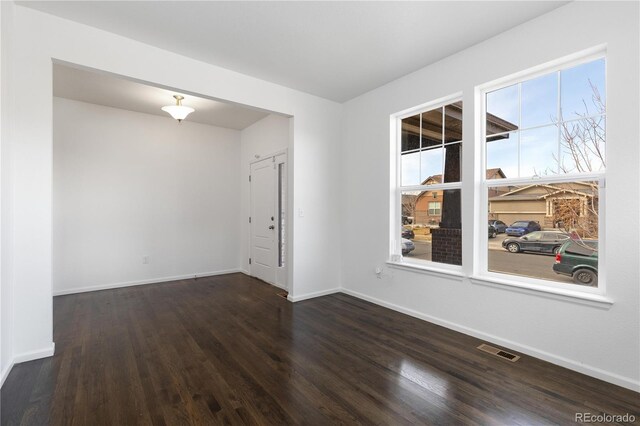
<box><xmin>249</xmin><ymin>149</ymin><xmax>288</xmax><ymax>290</ymax></box>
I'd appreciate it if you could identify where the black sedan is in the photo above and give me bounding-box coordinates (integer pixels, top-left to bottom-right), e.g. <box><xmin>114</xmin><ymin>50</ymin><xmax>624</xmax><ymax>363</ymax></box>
<box><xmin>401</xmin><ymin>227</ymin><xmax>415</xmax><ymax>240</ymax></box>
<box><xmin>502</xmin><ymin>231</ymin><xmax>571</xmax><ymax>255</ymax></box>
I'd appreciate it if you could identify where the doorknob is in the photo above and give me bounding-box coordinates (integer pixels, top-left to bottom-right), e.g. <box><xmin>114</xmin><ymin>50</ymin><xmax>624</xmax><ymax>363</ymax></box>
<box><xmin>269</xmin><ymin>225</ymin><xmax>275</xmax><ymax>230</ymax></box>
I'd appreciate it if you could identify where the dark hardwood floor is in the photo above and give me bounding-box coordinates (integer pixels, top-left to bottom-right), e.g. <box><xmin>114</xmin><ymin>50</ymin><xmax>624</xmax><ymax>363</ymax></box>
<box><xmin>2</xmin><ymin>273</ymin><xmax>639</xmax><ymax>425</ymax></box>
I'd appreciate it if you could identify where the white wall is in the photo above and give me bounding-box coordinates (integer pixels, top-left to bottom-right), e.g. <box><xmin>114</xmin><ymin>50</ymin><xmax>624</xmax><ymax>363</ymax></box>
<box><xmin>53</xmin><ymin>97</ymin><xmax>241</xmax><ymax>295</ymax></box>
<box><xmin>341</xmin><ymin>1</ymin><xmax>639</xmax><ymax>391</ymax></box>
<box><xmin>239</xmin><ymin>114</ymin><xmax>291</xmax><ymax>277</ymax></box>
<box><xmin>0</xmin><ymin>0</ymin><xmax>14</xmax><ymax>386</ymax></box>
<box><xmin>2</xmin><ymin>5</ymin><xmax>342</xmax><ymax>368</ymax></box>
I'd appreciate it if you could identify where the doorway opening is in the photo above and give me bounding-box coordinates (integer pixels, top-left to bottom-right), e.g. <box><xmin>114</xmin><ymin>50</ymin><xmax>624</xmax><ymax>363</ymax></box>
<box><xmin>52</xmin><ymin>61</ymin><xmax>292</xmax><ymax>296</ymax></box>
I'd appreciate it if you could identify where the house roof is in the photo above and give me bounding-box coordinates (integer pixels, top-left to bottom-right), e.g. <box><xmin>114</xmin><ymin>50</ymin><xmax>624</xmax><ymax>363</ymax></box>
<box><xmin>489</xmin><ymin>183</ymin><xmax>596</xmax><ymax>202</ymax></box>
<box><xmin>403</xmin><ymin>104</ymin><xmax>517</xmax><ymax>146</ymax></box>
<box><xmin>422</xmin><ymin>175</ymin><xmax>443</xmax><ymax>185</ymax></box>
<box><xmin>489</xmin><ymin>194</ymin><xmax>544</xmax><ymax>201</ymax></box>
<box><xmin>486</xmin><ymin>168</ymin><xmax>507</xmax><ymax>179</ymax></box>
<box><xmin>486</xmin><ymin>116</ymin><xmax>519</xmax><ymax>137</ymax></box>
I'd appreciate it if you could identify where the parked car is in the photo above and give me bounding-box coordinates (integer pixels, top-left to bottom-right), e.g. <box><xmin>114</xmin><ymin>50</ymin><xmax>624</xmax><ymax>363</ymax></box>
<box><xmin>553</xmin><ymin>240</ymin><xmax>598</xmax><ymax>286</ymax></box>
<box><xmin>402</xmin><ymin>215</ymin><xmax>414</xmax><ymax>225</ymax></box>
<box><xmin>401</xmin><ymin>227</ymin><xmax>415</xmax><ymax>240</ymax></box>
<box><xmin>488</xmin><ymin>224</ymin><xmax>497</xmax><ymax>238</ymax></box>
<box><xmin>488</xmin><ymin>220</ymin><xmax>507</xmax><ymax>234</ymax></box>
<box><xmin>502</xmin><ymin>231</ymin><xmax>571</xmax><ymax>254</ymax></box>
<box><xmin>505</xmin><ymin>220</ymin><xmax>541</xmax><ymax>236</ymax></box>
<box><xmin>402</xmin><ymin>238</ymin><xmax>415</xmax><ymax>255</ymax></box>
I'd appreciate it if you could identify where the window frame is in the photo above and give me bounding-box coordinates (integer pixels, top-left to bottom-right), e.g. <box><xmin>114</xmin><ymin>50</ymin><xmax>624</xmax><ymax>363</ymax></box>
<box><xmin>427</xmin><ymin>201</ymin><xmax>442</xmax><ymax>216</ymax></box>
<box><xmin>474</xmin><ymin>51</ymin><xmax>607</xmax><ymax>297</ymax></box>
<box><xmin>390</xmin><ymin>92</ymin><xmax>464</xmax><ymax>273</ymax></box>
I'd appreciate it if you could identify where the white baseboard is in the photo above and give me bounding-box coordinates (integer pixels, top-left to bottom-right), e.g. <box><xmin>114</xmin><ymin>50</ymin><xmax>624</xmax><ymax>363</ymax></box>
<box><xmin>0</xmin><ymin>358</ymin><xmax>15</xmax><ymax>388</ymax></box>
<box><xmin>1</xmin><ymin>342</ymin><xmax>56</xmax><ymax>388</ymax></box>
<box><xmin>13</xmin><ymin>343</ymin><xmax>56</xmax><ymax>364</ymax></box>
<box><xmin>341</xmin><ymin>288</ymin><xmax>640</xmax><ymax>393</ymax></box>
<box><xmin>53</xmin><ymin>269</ymin><xmax>242</xmax><ymax>296</ymax></box>
<box><xmin>288</xmin><ymin>287</ymin><xmax>341</xmax><ymax>302</ymax></box>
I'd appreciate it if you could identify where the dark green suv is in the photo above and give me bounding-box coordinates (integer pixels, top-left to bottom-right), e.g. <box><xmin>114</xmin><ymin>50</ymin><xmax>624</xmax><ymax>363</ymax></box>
<box><xmin>552</xmin><ymin>240</ymin><xmax>598</xmax><ymax>286</ymax></box>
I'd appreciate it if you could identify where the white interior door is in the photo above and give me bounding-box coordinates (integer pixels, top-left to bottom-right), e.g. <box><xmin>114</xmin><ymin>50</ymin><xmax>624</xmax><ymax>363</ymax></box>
<box><xmin>250</xmin><ymin>158</ymin><xmax>276</xmax><ymax>284</ymax></box>
<box><xmin>250</xmin><ymin>154</ymin><xmax>287</xmax><ymax>289</ymax></box>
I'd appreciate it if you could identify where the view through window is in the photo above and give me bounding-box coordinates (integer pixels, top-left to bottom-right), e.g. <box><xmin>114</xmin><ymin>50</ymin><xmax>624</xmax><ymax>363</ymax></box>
<box><xmin>484</xmin><ymin>57</ymin><xmax>605</xmax><ymax>287</ymax></box>
<box><xmin>400</xmin><ymin>101</ymin><xmax>463</xmax><ymax>266</ymax></box>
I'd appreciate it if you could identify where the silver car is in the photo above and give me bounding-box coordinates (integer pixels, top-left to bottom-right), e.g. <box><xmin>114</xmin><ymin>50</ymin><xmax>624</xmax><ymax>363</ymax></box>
<box><xmin>402</xmin><ymin>238</ymin><xmax>415</xmax><ymax>255</ymax></box>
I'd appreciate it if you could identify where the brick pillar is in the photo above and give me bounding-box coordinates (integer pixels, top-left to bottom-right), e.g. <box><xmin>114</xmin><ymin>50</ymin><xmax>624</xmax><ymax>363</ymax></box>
<box><xmin>431</xmin><ymin>228</ymin><xmax>462</xmax><ymax>265</ymax></box>
<box><xmin>434</xmin><ymin>141</ymin><xmax>462</xmax><ymax>265</ymax></box>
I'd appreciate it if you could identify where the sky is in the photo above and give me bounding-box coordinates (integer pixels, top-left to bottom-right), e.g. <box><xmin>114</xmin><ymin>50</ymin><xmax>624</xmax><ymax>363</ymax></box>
<box><xmin>401</xmin><ymin>58</ymin><xmax>606</xmax><ymax>186</ymax></box>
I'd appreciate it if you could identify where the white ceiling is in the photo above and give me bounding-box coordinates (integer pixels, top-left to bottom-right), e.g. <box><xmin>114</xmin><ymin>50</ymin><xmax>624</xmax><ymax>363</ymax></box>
<box><xmin>23</xmin><ymin>1</ymin><xmax>568</xmax><ymax>103</ymax></box>
<box><xmin>53</xmin><ymin>63</ymin><xmax>271</xmax><ymax>130</ymax></box>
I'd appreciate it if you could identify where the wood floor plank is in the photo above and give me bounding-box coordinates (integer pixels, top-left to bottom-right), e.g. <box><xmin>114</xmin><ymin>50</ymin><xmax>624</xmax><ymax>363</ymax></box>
<box><xmin>2</xmin><ymin>273</ymin><xmax>639</xmax><ymax>425</ymax></box>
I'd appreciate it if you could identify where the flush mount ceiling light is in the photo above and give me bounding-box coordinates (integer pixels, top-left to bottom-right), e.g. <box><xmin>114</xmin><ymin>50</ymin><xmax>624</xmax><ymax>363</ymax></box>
<box><xmin>161</xmin><ymin>95</ymin><xmax>195</xmax><ymax>123</ymax></box>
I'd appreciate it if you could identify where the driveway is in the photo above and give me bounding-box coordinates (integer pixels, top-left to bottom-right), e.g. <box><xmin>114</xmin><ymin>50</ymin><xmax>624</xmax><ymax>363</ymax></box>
<box><xmin>489</xmin><ymin>233</ymin><xmax>508</xmax><ymax>250</ymax></box>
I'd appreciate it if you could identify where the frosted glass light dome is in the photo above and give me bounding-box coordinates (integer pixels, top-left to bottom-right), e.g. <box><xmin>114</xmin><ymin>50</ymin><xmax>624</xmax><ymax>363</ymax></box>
<box><xmin>162</xmin><ymin>95</ymin><xmax>194</xmax><ymax>122</ymax></box>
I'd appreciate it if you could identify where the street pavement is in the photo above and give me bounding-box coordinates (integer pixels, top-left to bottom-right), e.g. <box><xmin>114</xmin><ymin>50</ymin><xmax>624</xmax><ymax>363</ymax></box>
<box><xmin>405</xmin><ymin>234</ymin><xmax>574</xmax><ymax>284</ymax></box>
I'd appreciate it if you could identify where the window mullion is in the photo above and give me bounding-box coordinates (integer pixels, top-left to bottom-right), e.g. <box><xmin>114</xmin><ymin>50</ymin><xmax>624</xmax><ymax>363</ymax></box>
<box><xmin>517</xmin><ymin>82</ymin><xmax>522</xmax><ymax>178</ymax></box>
<box><xmin>557</xmin><ymin>70</ymin><xmax>562</xmax><ymax>174</ymax></box>
<box><xmin>485</xmin><ymin>172</ymin><xmax>605</xmax><ymax>188</ymax></box>
<box><xmin>419</xmin><ymin>111</ymin><xmax>423</xmax><ymax>183</ymax></box>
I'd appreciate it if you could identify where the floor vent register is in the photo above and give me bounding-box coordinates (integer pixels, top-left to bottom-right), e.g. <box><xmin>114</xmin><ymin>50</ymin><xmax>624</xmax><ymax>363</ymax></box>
<box><xmin>477</xmin><ymin>343</ymin><xmax>521</xmax><ymax>362</ymax></box>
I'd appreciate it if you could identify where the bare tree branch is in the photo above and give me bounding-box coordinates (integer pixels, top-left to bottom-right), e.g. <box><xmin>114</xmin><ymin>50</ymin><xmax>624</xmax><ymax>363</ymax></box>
<box><xmin>549</xmin><ymin>80</ymin><xmax>604</xmax><ymax>240</ymax></box>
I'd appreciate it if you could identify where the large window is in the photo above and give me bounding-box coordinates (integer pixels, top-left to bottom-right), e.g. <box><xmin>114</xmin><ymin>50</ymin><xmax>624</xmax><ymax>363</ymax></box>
<box><xmin>483</xmin><ymin>56</ymin><xmax>605</xmax><ymax>289</ymax></box>
<box><xmin>398</xmin><ymin>99</ymin><xmax>463</xmax><ymax>266</ymax></box>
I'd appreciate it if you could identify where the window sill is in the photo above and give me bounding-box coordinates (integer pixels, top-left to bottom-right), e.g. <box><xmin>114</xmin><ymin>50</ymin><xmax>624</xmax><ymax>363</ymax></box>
<box><xmin>469</xmin><ymin>275</ymin><xmax>613</xmax><ymax>309</ymax></box>
<box><xmin>385</xmin><ymin>260</ymin><xmax>613</xmax><ymax>308</ymax></box>
<box><xmin>386</xmin><ymin>260</ymin><xmax>464</xmax><ymax>281</ymax></box>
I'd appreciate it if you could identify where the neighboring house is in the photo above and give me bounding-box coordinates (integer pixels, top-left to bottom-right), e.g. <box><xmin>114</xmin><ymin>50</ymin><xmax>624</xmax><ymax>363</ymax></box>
<box><xmin>414</xmin><ymin>175</ymin><xmax>444</xmax><ymax>226</ymax></box>
<box><xmin>489</xmin><ymin>182</ymin><xmax>598</xmax><ymax>235</ymax></box>
<box><xmin>486</xmin><ymin>168</ymin><xmax>509</xmax><ymax>198</ymax></box>
<box><xmin>408</xmin><ymin>168</ymin><xmax>507</xmax><ymax>225</ymax></box>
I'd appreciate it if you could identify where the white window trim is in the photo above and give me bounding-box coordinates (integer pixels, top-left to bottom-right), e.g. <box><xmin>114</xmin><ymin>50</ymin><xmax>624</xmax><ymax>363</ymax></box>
<box><xmin>473</xmin><ymin>48</ymin><xmax>608</xmax><ymax>299</ymax></box>
<box><xmin>469</xmin><ymin>275</ymin><xmax>612</xmax><ymax>308</ymax></box>
<box><xmin>390</xmin><ymin>92</ymin><xmax>464</xmax><ymax>272</ymax></box>
<box><xmin>387</xmin><ymin>259</ymin><xmax>465</xmax><ymax>280</ymax></box>
<box><xmin>387</xmin><ymin>47</ymin><xmax>612</xmax><ymax>309</ymax></box>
